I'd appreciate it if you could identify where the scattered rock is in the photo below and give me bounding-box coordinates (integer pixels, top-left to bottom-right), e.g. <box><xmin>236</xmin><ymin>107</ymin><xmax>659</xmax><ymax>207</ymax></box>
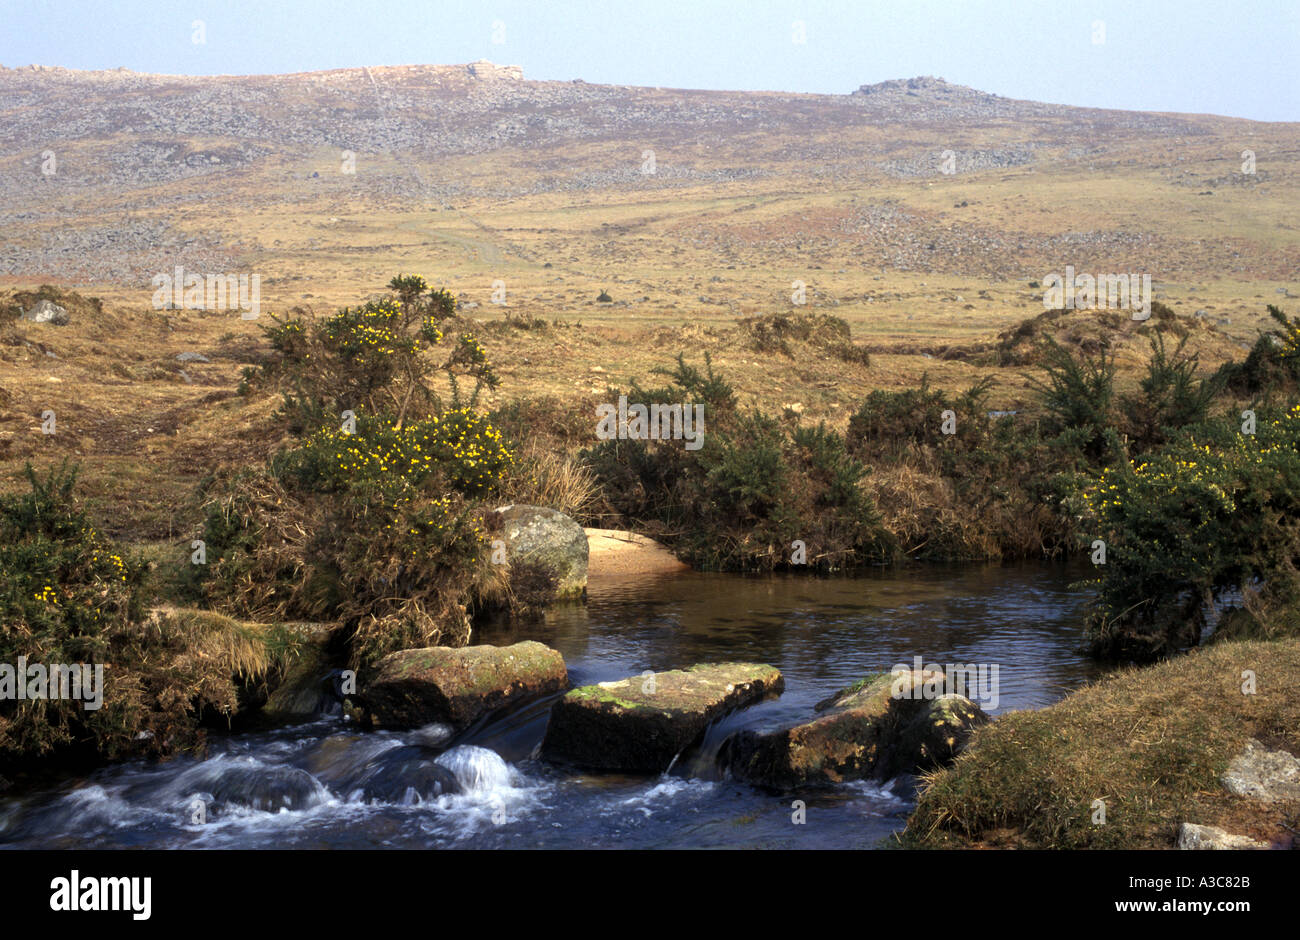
<box><xmin>494</xmin><ymin>504</ymin><xmax>589</xmax><ymax>599</ymax></box>
<box><xmin>352</xmin><ymin>641</ymin><xmax>568</xmax><ymax>731</ymax></box>
<box><xmin>22</xmin><ymin>299</ymin><xmax>69</xmax><ymax>325</ymax></box>
<box><xmin>1221</xmin><ymin>740</ymin><xmax>1300</xmax><ymax>803</ymax></box>
<box><xmin>540</xmin><ymin>663</ymin><xmax>784</xmax><ymax>772</ymax></box>
<box><xmin>722</xmin><ymin>670</ymin><xmax>988</xmax><ymax>789</ymax></box>
<box><xmin>1176</xmin><ymin>822</ymin><xmax>1269</xmax><ymax>850</ymax></box>
<box><xmin>176</xmin><ymin>351</ymin><xmax>210</xmax><ymax>363</ymax></box>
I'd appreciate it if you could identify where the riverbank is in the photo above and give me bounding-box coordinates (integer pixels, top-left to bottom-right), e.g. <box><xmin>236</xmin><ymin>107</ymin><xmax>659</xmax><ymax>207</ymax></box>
<box><xmin>903</xmin><ymin>637</ymin><xmax>1300</xmax><ymax>849</ymax></box>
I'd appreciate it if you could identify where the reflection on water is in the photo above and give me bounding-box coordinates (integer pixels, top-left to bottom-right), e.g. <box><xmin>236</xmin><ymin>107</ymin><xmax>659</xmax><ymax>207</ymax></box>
<box><xmin>482</xmin><ymin>561</ymin><xmax>1101</xmax><ymax>720</ymax></box>
<box><xmin>0</xmin><ymin>562</ymin><xmax>1099</xmax><ymax>850</ymax></box>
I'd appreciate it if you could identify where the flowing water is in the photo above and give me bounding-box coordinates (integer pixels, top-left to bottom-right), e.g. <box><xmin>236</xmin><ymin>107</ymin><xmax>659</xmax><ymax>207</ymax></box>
<box><xmin>0</xmin><ymin>562</ymin><xmax>1101</xmax><ymax>849</ymax></box>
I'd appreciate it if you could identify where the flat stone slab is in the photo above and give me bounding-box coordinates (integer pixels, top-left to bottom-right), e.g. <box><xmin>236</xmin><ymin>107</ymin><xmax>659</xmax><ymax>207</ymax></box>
<box><xmin>540</xmin><ymin>663</ymin><xmax>784</xmax><ymax>772</ymax></box>
<box><xmin>723</xmin><ymin>670</ymin><xmax>987</xmax><ymax>788</ymax></box>
<box><xmin>1221</xmin><ymin>740</ymin><xmax>1300</xmax><ymax>803</ymax></box>
<box><xmin>1176</xmin><ymin>823</ymin><xmax>1269</xmax><ymax>850</ymax></box>
<box><xmin>354</xmin><ymin>641</ymin><xmax>569</xmax><ymax>731</ymax></box>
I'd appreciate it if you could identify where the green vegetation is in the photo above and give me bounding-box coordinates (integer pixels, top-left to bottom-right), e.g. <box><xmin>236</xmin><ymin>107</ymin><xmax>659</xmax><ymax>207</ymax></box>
<box><xmin>1075</xmin><ymin>405</ymin><xmax>1300</xmax><ymax>660</ymax></box>
<box><xmin>194</xmin><ymin>278</ymin><xmax>518</xmax><ymax>668</ymax></box>
<box><xmin>575</xmin><ymin>305</ymin><xmax>1300</xmax><ymax>665</ymax></box>
<box><xmin>584</xmin><ymin>353</ymin><xmax>890</xmax><ymax>570</ymax></box>
<box><xmin>0</xmin><ymin>462</ymin><xmax>289</xmax><ymax>769</ymax></box>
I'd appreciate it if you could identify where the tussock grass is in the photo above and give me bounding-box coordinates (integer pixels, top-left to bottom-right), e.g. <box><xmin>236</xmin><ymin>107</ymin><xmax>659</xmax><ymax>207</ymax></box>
<box><xmin>904</xmin><ymin>638</ymin><xmax>1300</xmax><ymax>849</ymax></box>
<box><xmin>498</xmin><ymin>441</ymin><xmax>601</xmax><ymax>523</ymax></box>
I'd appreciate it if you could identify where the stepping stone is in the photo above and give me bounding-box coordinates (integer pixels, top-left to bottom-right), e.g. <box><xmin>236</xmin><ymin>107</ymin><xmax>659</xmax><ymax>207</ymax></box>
<box><xmin>540</xmin><ymin>663</ymin><xmax>783</xmax><ymax>772</ymax></box>
<box><xmin>353</xmin><ymin>641</ymin><xmax>569</xmax><ymax>731</ymax></box>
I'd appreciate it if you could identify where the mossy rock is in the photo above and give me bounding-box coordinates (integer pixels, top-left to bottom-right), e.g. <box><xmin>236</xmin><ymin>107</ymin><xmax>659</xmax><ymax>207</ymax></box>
<box><xmin>353</xmin><ymin>641</ymin><xmax>569</xmax><ymax>730</ymax></box>
<box><xmin>494</xmin><ymin>504</ymin><xmax>588</xmax><ymax>600</ymax></box>
<box><xmin>540</xmin><ymin>663</ymin><xmax>784</xmax><ymax>772</ymax></box>
<box><xmin>724</xmin><ymin>670</ymin><xmax>986</xmax><ymax>789</ymax></box>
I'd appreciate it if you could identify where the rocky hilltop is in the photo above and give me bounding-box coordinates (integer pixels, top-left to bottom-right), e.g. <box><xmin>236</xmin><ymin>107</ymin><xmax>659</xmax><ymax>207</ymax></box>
<box><xmin>0</xmin><ymin>62</ymin><xmax>1292</xmax><ymax>287</ymax></box>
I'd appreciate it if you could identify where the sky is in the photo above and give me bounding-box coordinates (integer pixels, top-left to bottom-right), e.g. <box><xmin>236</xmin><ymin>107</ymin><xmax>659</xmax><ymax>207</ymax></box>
<box><xmin>1</xmin><ymin>0</ymin><xmax>1296</xmax><ymax>121</ymax></box>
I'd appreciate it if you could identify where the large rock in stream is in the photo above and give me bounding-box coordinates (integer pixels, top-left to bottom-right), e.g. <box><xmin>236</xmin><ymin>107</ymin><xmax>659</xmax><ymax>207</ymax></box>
<box><xmin>351</xmin><ymin>641</ymin><xmax>569</xmax><ymax>731</ymax></box>
<box><xmin>721</xmin><ymin>670</ymin><xmax>988</xmax><ymax>789</ymax></box>
<box><xmin>540</xmin><ymin>663</ymin><xmax>784</xmax><ymax>773</ymax></box>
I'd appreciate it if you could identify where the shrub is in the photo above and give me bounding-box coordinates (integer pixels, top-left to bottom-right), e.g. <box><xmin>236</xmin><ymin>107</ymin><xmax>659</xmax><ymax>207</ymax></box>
<box><xmin>1120</xmin><ymin>329</ymin><xmax>1222</xmax><ymax>452</ymax></box>
<box><xmin>259</xmin><ymin>280</ymin><xmax>495</xmax><ymax>432</ymax></box>
<box><xmin>275</xmin><ymin>409</ymin><xmax>513</xmax><ymax>501</ymax></box>
<box><xmin>195</xmin><ymin>463</ymin><xmax>503</xmax><ymax>669</ymax></box>
<box><xmin>1213</xmin><ymin>305</ymin><xmax>1300</xmax><ymax>400</ymax></box>
<box><xmin>846</xmin><ymin>375</ymin><xmax>994</xmax><ymax>457</ymax></box>
<box><xmin>0</xmin><ymin>463</ymin><xmax>273</xmax><ymax>768</ymax></box>
<box><xmin>846</xmin><ymin>377</ymin><xmax>1078</xmax><ymax>560</ymax></box>
<box><xmin>1023</xmin><ymin>336</ymin><xmax>1116</xmax><ymax>459</ymax></box>
<box><xmin>196</xmin><ymin>278</ymin><xmax>515</xmax><ymax>664</ymax></box>
<box><xmin>1073</xmin><ymin>406</ymin><xmax>1300</xmax><ymax>661</ymax></box>
<box><xmin>584</xmin><ymin>355</ymin><xmax>887</xmax><ymax>570</ymax></box>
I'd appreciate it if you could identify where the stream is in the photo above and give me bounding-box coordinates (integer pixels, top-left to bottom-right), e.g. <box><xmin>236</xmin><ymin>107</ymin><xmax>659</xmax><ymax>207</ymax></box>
<box><xmin>0</xmin><ymin>562</ymin><xmax>1101</xmax><ymax>849</ymax></box>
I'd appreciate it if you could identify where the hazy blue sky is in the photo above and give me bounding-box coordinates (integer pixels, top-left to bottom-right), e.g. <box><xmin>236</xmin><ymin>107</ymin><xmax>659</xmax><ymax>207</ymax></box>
<box><xmin>2</xmin><ymin>0</ymin><xmax>1296</xmax><ymax>120</ymax></box>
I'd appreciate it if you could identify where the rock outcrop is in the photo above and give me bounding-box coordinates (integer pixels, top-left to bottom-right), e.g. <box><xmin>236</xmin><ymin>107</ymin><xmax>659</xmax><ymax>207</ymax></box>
<box><xmin>352</xmin><ymin>641</ymin><xmax>569</xmax><ymax>731</ymax></box>
<box><xmin>540</xmin><ymin>663</ymin><xmax>784</xmax><ymax>772</ymax></box>
<box><xmin>22</xmin><ymin>299</ymin><xmax>69</xmax><ymax>325</ymax></box>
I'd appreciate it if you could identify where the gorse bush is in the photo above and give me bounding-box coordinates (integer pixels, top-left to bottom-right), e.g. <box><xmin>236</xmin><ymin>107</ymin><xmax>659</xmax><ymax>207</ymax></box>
<box><xmin>1024</xmin><ymin>336</ymin><xmax>1116</xmax><ymax>460</ymax></box>
<box><xmin>627</xmin><ymin>351</ymin><xmax>736</xmax><ymax>414</ymax></box>
<box><xmin>260</xmin><ymin>278</ymin><xmax>497</xmax><ymax>432</ymax></box>
<box><xmin>197</xmin><ymin>278</ymin><xmax>514</xmax><ymax>665</ymax></box>
<box><xmin>1074</xmin><ymin>406</ymin><xmax>1300</xmax><ymax>661</ymax></box>
<box><xmin>1120</xmin><ymin>330</ymin><xmax>1222</xmax><ymax>452</ymax></box>
<box><xmin>1213</xmin><ymin>305</ymin><xmax>1300</xmax><ymax>401</ymax></box>
<box><xmin>844</xmin><ymin>375</ymin><xmax>1078</xmax><ymax>560</ymax></box>
<box><xmin>277</xmin><ymin>409</ymin><xmax>513</xmax><ymax>501</ymax></box>
<box><xmin>846</xmin><ymin>375</ymin><xmax>995</xmax><ymax>456</ymax></box>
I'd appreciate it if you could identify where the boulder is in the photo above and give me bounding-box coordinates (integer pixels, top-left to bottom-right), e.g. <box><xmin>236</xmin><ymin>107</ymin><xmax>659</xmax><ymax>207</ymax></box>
<box><xmin>352</xmin><ymin>641</ymin><xmax>568</xmax><ymax>731</ymax></box>
<box><xmin>1221</xmin><ymin>740</ymin><xmax>1300</xmax><ymax>803</ymax></box>
<box><xmin>23</xmin><ymin>299</ymin><xmax>69</xmax><ymax>325</ymax></box>
<box><xmin>170</xmin><ymin>761</ymin><xmax>329</xmax><ymax>815</ymax></box>
<box><xmin>722</xmin><ymin>670</ymin><xmax>987</xmax><ymax>789</ymax></box>
<box><xmin>495</xmin><ymin>504</ymin><xmax>588</xmax><ymax>598</ymax></box>
<box><xmin>540</xmin><ymin>663</ymin><xmax>784</xmax><ymax>772</ymax></box>
<box><xmin>1176</xmin><ymin>823</ymin><xmax>1269</xmax><ymax>850</ymax></box>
